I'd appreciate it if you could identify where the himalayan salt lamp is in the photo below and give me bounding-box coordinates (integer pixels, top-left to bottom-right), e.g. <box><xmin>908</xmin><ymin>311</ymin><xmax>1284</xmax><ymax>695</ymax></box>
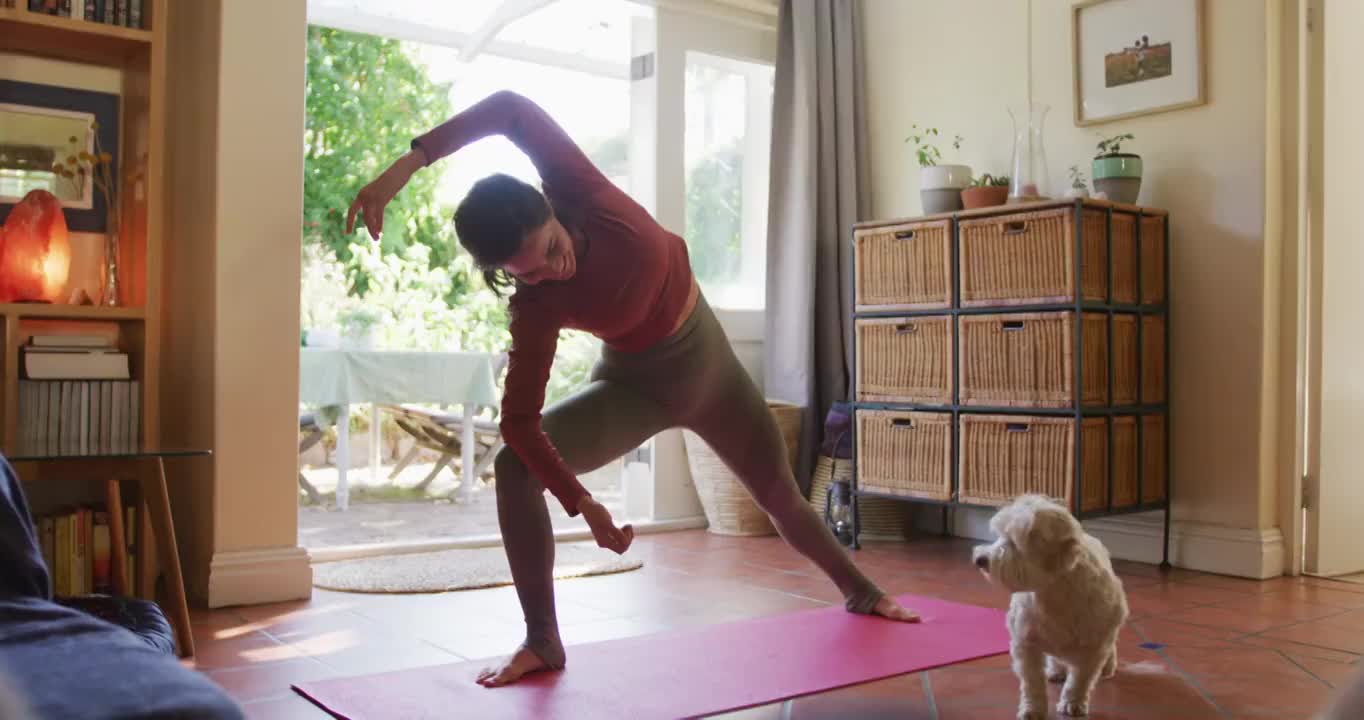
<box><xmin>0</xmin><ymin>190</ymin><xmax>71</xmax><ymax>303</ymax></box>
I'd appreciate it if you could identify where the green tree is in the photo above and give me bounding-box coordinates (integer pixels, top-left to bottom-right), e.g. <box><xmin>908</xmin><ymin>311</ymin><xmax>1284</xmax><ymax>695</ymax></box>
<box><xmin>304</xmin><ymin>26</ymin><xmax>459</xmax><ymax>298</ymax></box>
<box><xmin>685</xmin><ymin>143</ymin><xmax>743</xmax><ymax>287</ymax></box>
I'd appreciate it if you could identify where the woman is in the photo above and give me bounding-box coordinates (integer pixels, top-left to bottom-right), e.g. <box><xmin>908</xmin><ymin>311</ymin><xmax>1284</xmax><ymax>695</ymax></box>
<box><xmin>348</xmin><ymin>90</ymin><xmax>917</xmax><ymax>688</ymax></box>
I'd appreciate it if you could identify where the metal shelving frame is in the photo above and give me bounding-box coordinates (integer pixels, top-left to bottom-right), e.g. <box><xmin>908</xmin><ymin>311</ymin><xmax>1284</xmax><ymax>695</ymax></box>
<box><xmin>848</xmin><ymin>199</ymin><xmax>1172</xmax><ymax>568</ymax></box>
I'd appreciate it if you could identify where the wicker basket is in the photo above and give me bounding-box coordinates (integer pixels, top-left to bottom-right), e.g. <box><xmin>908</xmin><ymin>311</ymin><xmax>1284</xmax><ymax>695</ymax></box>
<box><xmin>684</xmin><ymin>400</ymin><xmax>802</xmax><ymax>536</ymax></box>
<box><xmin>854</xmin><ymin>410</ymin><xmax>951</xmax><ymax>501</ymax></box>
<box><xmin>959</xmin><ymin>207</ymin><xmax>1108</xmax><ymax>307</ymax></box>
<box><xmin>853</xmin><ymin>219</ymin><xmax>952</xmax><ymax>311</ymax></box>
<box><xmin>958</xmin><ymin>414</ymin><xmax>1107</xmax><ymax>510</ymax></box>
<box><xmin>958</xmin><ymin>312</ymin><xmax>1111</xmax><ymax>407</ymax></box>
<box><xmin>854</xmin><ymin>316</ymin><xmax>952</xmax><ymax>404</ymax></box>
<box><xmin>1140</xmin><ymin>214</ymin><xmax>1167</xmax><ymax>304</ymax></box>
<box><xmin>1140</xmin><ymin>414</ymin><xmax>1167</xmax><ymax>504</ymax></box>
<box><xmin>958</xmin><ymin>413</ymin><xmax>1164</xmax><ymax>513</ymax></box>
<box><xmin>1110</xmin><ymin>212</ymin><xmax>1139</xmax><ymax>304</ymax></box>
<box><xmin>808</xmin><ymin>455</ymin><xmax>908</xmax><ymax>540</ymax></box>
<box><xmin>1142</xmin><ymin>315</ymin><xmax>1167</xmax><ymax>403</ymax></box>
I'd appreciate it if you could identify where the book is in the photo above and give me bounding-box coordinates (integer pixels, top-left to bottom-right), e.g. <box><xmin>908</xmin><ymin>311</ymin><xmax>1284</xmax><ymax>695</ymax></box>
<box><xmin>93</xmin><ymin>512</ymin><xmax>111</xmax><ymax>593</ymax></box>
<box><xmin>45</xmin><ymin>383</ymin><xmax>59</xmax><ymax>455</ymax></box>
<box><xmin>54</xmin><ymin>514</ymin><xmax>68</xmax><ymax>596</ymax></box>
<box><xmin>129</xmin><ymin>0</ymin><xmax>139</xmax><ymax>28</ymax></box>
<box><xmin>23</xmin><ymin>349</ymin><xmax>130</xmax><ymax>380</ymax></box>
<box><xmin>39</xmin><ymin>517</ymin><xmax>55</xmax><ymax>585</ymax></box>
<box><xmin>82</xmin><ymin>508</ymin><xmax>94</xmax><ymax>594</ymax></box>
<box><xmin>101</xmin><ymin>382</ymin><xmax>114</xmax><ymax>454</ymax></box>
<box><xmin>125</xmin><ymin>505</ymin><xmax>135</xmax><ymax>592</ymax></box>
<box><xmin>28</xmin><ymin>333</ymin><xmax>116</xmax><ymax>348</ymax></box>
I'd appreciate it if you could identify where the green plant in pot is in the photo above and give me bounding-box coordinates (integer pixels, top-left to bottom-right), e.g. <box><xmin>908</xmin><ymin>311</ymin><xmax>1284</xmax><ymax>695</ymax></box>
<box><xmin>906</xmin><ymin>124</ymin><xmax>970</xmax><ymax>214</ymax></box>
<box><xmin>1065</xmin><ymin>165</ymin><xmax>1089</xmax><ymax>199</ymax></box>
<box><xmin>1092</xmin><ymin>132</ymin><xmax>1142</xmax><ymax>204</ymax></box>
<box><xmin>338</xmin><ymin>308</ymin><xmax>382</xmax><ymax>349</ymax></box>
<box><xmin>961</xmin><ymin>173</ymin><xmax>1010</xmax><ymax>210</ymax></box>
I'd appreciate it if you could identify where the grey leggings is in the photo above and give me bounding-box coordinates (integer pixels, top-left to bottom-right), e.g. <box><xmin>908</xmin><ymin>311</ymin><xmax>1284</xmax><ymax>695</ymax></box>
<box><xmin>493</xmin><ymin>293</ymin><xmax>884</xmax><ymax>669</ymax></box>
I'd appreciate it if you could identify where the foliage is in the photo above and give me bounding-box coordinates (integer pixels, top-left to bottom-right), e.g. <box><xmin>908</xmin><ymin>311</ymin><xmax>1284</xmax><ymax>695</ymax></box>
<box><xmin>302</xmin><ymin>26</ymin><xmax>607</xmax><ymax>422</ymax></box>
<box><xmin>904</xmin><ymin>124</ymin><xmax>962</xmax><ymax>167</ymax></box>
<box><xmin>304</xmin><ymin>25</ymin><xmax>458</xmax><ymax>298</ymax></box>
<box><xmin>300</xmin><ymin>243</ymin><xmax>601</xmax><ymax>412</ymax></box>
<box><xmin>1069</xmin><ymin>165</ymin><xmax>1088</xmax><ymax>189</ymax></box>
<box><xmin>685</xmin><ymin>143</ymin><xmax>743</xmax><ymax>289</ymax></box>
<box><xmin>1095</xmin><ymin>132</ymin><xmax>1136</xmax><ymax>157</ymax></box>
<box><xmin>969</xmin><ymin>173</ymin><xmax>1010</xmax><ymax>188</ymax></box>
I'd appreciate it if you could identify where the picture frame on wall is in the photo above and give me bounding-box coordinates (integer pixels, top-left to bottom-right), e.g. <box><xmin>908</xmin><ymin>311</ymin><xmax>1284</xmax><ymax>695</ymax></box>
<box><xmin>0</xmin><ymin>79</ymin><xmax>120</xmax><ymax>233</ymax></box>
<box><xmin>1072</xmin><ymin>0</ymin><xmax>1206</xmax><ymax>127</ymax></box>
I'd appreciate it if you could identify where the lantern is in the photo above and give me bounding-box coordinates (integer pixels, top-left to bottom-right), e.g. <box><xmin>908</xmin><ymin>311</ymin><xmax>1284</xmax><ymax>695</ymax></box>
<box><xmin>0</xmin><ymin>189</ymin><xmax>71</xmax><ymax>303</ymax></box>
<box><xmin>824</xmin><ymin>479</ymin><xmax>855</xmax><ymax>547</ymax></box>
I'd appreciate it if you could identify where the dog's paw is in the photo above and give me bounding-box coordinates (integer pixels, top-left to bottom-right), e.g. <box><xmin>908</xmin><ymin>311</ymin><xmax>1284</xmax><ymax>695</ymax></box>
<box><xmin>1057</xmin><ymin>699</ymin><xmax>1090</xmax><ymax>717</ymax></box>
<box><xmin>1017</xmin><ymin>711</ymin><xmax>1049</xmax><ymax>720</ymax></box>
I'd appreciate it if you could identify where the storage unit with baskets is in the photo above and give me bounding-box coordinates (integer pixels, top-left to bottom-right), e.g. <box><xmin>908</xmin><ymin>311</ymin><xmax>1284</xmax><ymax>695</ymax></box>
<box><xmin>849</xmin><ymin>199</ymin><xmax>1171</xmax><ymax>565</ymax></box>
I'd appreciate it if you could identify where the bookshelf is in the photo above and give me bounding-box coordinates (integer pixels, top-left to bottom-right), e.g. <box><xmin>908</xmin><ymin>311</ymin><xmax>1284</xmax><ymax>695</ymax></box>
<box><xmin>1</xmin><ymin>0</ymin><xmax>184</xmax><ymax>655</ymax></box>
<box><xmin>0</xmin><ymin>0</ymin><xmax>165</xmax><ymax>455</ymax></box>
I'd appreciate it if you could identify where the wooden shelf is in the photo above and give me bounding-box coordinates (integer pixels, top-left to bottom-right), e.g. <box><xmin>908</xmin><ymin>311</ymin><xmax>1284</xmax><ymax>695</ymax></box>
<box><xmin>0</xmin><ymin>6</ymin><xmax>152</xmax><ymax>66</ymax></box>
<box><xmin>0</xmin><ymin>303</ymin><xmax>145</xmax><ymax>322</ymax></box>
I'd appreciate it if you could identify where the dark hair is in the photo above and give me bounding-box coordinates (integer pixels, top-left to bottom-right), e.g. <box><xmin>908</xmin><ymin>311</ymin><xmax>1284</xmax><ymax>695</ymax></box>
<box><xmin>452</xmin><ymin>173</ymin><xmax>552</xmax><ymax>294</ymax></box>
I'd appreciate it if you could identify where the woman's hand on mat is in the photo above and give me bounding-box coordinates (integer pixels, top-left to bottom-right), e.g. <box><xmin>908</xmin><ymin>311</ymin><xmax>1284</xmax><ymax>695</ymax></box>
<box><xmin>579</xmin><ymin>497</ymin><xmax>634</xmax><ymax>554</ymax></box>
<box><xmin>346</xmin><ymin>149</ymin><xmax>424</xmax><ymax>241</ymax></box>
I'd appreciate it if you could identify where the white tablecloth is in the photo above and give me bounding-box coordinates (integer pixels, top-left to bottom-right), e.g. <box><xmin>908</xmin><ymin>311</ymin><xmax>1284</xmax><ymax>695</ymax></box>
<box><xmin>299</xmin><ymin>349</ymin><xmax>501</xmax><ymax>408</ymax></box>
<box><xmin>298</xmin><ymin>348</ymin><xmax>503</xmax><ymax>509</ymax></box>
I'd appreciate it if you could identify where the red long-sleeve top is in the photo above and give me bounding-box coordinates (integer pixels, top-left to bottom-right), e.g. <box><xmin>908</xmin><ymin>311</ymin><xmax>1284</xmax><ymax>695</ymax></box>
<box><xmin>412</xmin><ymin>91</ymin><xmax>693</xmax><ymax>516</ymax></box>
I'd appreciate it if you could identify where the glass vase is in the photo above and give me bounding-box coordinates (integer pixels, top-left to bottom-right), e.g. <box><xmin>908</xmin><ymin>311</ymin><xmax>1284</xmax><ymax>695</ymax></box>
<box><xmin>1008</xmin><ymin>103</ymin><xmax>1051</xmax><ymax>203</ymax></box>
<box><xmin>101</xmin><ymin>232</ymin><xmax>120</xmax><ymax>307</ymax></box>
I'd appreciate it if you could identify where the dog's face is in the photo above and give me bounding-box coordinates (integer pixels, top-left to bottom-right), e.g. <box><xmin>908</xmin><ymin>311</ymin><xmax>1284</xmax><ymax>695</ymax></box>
<box><xmin>972</xmin><ymin>494</ymin><xmax>1083</xmax><ymax>592</ymax></box>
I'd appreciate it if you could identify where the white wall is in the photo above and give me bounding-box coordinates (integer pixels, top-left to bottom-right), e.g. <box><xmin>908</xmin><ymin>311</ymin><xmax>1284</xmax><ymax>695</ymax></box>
<box><xmin>862</xmin><ymin>0</ymin><xmax>1281</xmax><ymax>573</ymax></box>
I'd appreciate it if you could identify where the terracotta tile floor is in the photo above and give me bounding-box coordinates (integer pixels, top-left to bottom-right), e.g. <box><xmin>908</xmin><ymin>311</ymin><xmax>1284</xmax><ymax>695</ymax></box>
<box><xmin>187</xmin><ymin>532</ymin><xmax>1363</xmax><ymax>719</ymax></box>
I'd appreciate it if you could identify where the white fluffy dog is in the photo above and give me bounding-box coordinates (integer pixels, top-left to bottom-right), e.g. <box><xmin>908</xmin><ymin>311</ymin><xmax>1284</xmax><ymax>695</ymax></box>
<box><xmin>971</xmin><ymin>494</ymin><xmax>1129</xmax><ymax>719</ymax></box>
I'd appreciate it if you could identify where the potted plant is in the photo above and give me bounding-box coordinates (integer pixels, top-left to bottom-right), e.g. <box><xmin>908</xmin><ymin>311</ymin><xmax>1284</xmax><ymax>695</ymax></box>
<box><xmin>1092</xmin><ymin>132</ymin><xmax>1141</xmax><ymax>204</ymax></box>
<box><xmin>1065</xmin><ymin>165</ymin><xmax>1089</xmax><ymax>199</ymax></box>
<box><xmin>905</xmin><ymin>124</ymin><xmax>970</xmax><ymax>214</ymax></box>
<box><xmin>338</xmin><ymin>308</ymin><xmax>381</xmax><ymax>349</ymax></box>
<box><xmin>960</xmin><ymin>173</ymin><xmax>1010</xmax><ymax>209</ymax></box>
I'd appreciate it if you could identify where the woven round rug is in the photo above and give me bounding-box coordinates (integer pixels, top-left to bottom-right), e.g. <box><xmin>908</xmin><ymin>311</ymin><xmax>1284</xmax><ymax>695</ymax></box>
<box><xmin>313</xmin><ymin>543</ymin><xmax>644</xmax><ymax>594</ymax></box>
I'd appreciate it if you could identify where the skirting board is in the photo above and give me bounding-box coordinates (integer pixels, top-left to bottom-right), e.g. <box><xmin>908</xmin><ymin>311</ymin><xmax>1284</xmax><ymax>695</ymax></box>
<box><xmin>208</xmin><ymin>546</ymin><xmax>313</xmax><ymax>608</ymax></box>
<box><xmin>308</xmin><ymin>516</ymin><xmax>709</xmax><ymax>564</ymax></box>
<box><xmin>912</xmin><ymin>507</ymin><xmax>1285</xmax><ymax>579</ymax></box>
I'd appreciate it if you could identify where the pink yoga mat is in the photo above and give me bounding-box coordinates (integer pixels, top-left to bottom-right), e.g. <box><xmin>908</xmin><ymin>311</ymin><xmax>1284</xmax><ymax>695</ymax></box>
<box><xmin>293</xmin><ymin>594</ymin><xmax>1008</xmax><ymax>720</ymax></box>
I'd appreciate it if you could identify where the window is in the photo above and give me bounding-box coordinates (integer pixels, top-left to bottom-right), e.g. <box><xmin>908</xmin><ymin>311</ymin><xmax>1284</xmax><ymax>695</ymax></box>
<box><xmin>683</xmin><ymin>51</ymin><xmax>775</xmax><ymax>312</ymax></box>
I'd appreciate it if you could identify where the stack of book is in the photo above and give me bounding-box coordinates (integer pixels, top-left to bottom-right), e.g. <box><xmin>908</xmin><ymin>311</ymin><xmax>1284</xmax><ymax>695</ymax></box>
<box><xmin>26</xmin><ymin>0</ymin><xmax>145</xmax><ymax>29</ymax></box>
<box><xmin>37</xmin><ymin>504</ymin><xmax>138</xmax><ymax>597</ymax></box>
<box><xmin>17</xmin><ymin>333</ymin><xmax>140</xmax><ymax>457</ymax></box>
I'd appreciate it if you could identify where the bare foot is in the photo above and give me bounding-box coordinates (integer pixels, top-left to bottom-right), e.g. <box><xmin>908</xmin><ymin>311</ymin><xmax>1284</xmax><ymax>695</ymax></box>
<box><xmin>872</xmin><ymin>595</ymin><xmax>921</xmax><ymax>623</ymax></box>
<box><xmin>475</xmin><ymin>646</ymin><xmax>552</xmax><ymax>687</ymax></box>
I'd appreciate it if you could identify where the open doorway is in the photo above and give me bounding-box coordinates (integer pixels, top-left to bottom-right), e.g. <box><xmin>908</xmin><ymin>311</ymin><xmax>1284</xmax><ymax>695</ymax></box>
<box><xmin>1292</xmin><ymin>0</ymin><xmax>1364</xmax><ymax>582</ymax></box>
<box><xmin>296</xmin><ymin>0</ymin><xmax>650</xmax><ymax>553</ymax></box>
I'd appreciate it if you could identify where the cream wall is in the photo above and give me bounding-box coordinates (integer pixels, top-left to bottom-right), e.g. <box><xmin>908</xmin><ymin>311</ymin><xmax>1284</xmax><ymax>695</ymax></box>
<box><xmin>862</xmin><ymin>1</ymin><xmax>1281</xmax><ymax>568</ymax></box>
<box><xmin>164</xmin><ymin>0</ymin><xmax>310</xmax><ymax>606</ymax></box>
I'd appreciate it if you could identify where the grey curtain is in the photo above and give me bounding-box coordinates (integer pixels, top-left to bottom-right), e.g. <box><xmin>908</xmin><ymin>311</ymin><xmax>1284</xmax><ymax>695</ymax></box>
<box><xmin>764</xmin><ymin>0</ymin><xmax>868</xmax><ymax>494</ymax></box>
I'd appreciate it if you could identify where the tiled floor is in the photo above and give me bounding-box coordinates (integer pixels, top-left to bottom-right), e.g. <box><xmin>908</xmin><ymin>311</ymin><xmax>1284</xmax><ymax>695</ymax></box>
<box><xmin>189</xmin><ymin>531</ymin><xmax>1363</xmax><ymax>719</ymax></box>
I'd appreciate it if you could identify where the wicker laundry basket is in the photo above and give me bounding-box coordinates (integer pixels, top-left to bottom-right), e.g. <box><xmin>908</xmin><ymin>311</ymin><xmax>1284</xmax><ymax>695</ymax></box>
<box><xmin>684</xmin><ymin>399</ymin><xmax>802</xmax><ymax>536</ymax></box>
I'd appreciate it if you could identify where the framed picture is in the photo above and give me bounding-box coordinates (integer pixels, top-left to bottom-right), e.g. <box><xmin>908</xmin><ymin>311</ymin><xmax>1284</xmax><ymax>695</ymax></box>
<box><xmin>1072</xmin><ymin>0</ymin><xmax>1206</xmax><ymax>127</ymax></box>
<box><xmin>0</xmin><ymin>79</ymin><xmax>120</xmax><ymax>233</ymax></box>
